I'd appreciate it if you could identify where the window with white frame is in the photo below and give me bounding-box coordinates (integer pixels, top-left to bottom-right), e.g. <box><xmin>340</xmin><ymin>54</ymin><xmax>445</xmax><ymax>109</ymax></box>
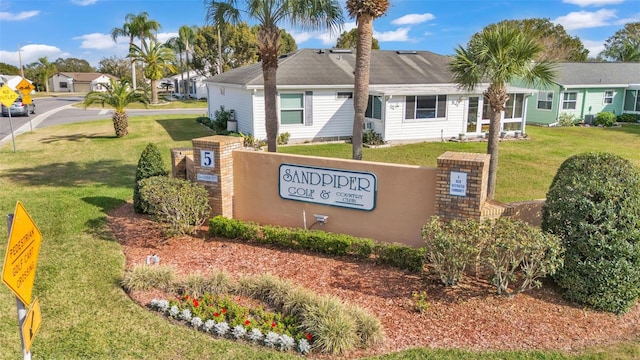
<box><xmin>337</xmin><ymin>91</ymin><xmax>353</xmax><ymax>99</ymax></box>
<box><xmin>60</xmin><ymin>82</ymin><xmax>68</xmax><ymax>89</ymax></box>
<box><xmin>365</xmin><ymin>95</ymin><xmax>382</xmax><ymax>119</ymax></box>
<box><xmin>537</xmin><ymin>91</ymin><xmax>553</xmax><ymax>110</ymax></box>
<box><xmin>562</xmin><ymin>92</ymin><xmax>577</xmax><ymax>110</ymax></box>
<box><xmin>624</xmin><ymin>90</ymin><xmax>640</xmax><ymax>112</ymax></box>
<box><xmin>603</xmin><ymin>90</ymin><xmax>614</xmax><ymax>104</ymax></box>
<box><xmin>405</xmin><ymin>95</ymin><xmax>447</xmax><ymax>119</ymax></box>
<box><xmin>280</xmin><ymin>93</ymin><xmax>304</xmax><ymax>125</ymax></box>
<box><xmin>504</xmin><ymin>94</ymin><xmax>525</xmax><ymax>119</ymax></box>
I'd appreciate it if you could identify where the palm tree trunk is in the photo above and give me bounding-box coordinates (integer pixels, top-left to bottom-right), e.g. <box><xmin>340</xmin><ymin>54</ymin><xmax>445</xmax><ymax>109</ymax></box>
<box><xmin>258</xmin><ymin>27</ymin><xmax>281</xmax><ymax>153</ymax></box>
<box><xmin>485</xmin><ymin>86</ymin><xmax>509</xmax><ymax>200</ymax></box>
<box><xmin>179</xmin><ymin>52</ymin><xmax>185</xmax><ymax>96</ymax></box>
<box><xmin>186</xmin><ymin>49</ymin><xmax>191</xmax><ymax>98</ymax></box>
<box><xmin>352</xmin><ymin>14</ymin><xmax>374</xmax><ymax>161</ymax></box>
<box><xmin>130</xmin><ymin>36</ymin><xmax>137</xmax><ymax>89</ymax></box>
<box><xmin>151</xmin><ymin>79</ymin><xmax>159</xmax><ymax>104</ymax></box>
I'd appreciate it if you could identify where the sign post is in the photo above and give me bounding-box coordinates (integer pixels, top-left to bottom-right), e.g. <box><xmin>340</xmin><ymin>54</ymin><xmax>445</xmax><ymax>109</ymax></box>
<box><xmin>16</xmin><ymin>79</ymin><xmax>35</xmax><ymax>131</ymax></box>
<box><xmin>0</xmin><ymin>84</ymin><xmax>19</xmax><ymax>152</ymax></box>
<box><xmin>2</xmin><ymin>202</ymin><xmax>43</xmax><ymax>359</ymax></box>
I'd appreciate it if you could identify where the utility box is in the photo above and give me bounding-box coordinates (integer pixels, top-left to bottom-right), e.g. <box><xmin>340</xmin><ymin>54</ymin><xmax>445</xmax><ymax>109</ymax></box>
<box><xmin>227</xmin><ymin>109</ymin><xmax>237</xmax><ymax>132</ymax></box>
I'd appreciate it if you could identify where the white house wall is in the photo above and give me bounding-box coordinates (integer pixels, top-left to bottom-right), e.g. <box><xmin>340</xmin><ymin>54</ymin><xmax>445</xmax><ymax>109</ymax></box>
<box><xmin>383</xmin><ymin>96</ymin><xmax>466</xmax><ymax>142</ymax></box>
<box><xmin>207</xmin><ymin>84</ymin><xmax>256</xmax><ymax>136</ymax></box>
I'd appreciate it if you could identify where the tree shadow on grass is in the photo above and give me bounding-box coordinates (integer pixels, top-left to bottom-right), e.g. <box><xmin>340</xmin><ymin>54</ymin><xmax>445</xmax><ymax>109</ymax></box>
<box><xmin>156</xmin><ymin>117</ymin><xmax>212</xmax><ymax>142</ymax></box>
<box><xmin>39</xmin><ymin>133</ymin><xmax>117</xmax><ymax>144</ymax></box>
<box><xmin>0</xmin><ymin>160</ymin><xmax>136</xmax><ymax>188</ymax></box>
<box><xmin>82</xmin><ymin>197</ymin><xmax>128</xmax><ymax>242</ymax></box>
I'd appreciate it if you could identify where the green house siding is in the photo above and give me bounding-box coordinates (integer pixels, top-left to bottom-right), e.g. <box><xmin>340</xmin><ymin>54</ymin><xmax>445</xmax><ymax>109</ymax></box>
<box><xmin>578</xmin><ymin>87</ymin><xmax>625</xmax><ymax>117</ymax></box>
<box><xmin>524</xmin><ymin>84</ymin><xmax>561</xmax><ymax>125</ymax></box>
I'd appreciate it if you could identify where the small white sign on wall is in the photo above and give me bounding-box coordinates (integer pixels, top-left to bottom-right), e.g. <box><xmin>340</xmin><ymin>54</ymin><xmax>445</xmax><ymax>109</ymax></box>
<box><xmin>450</xmin><ymin>171</ymin><xmax>467</xmax><ymax>197</ymax></box>
<box><xmin>201</xmin><ymin>150</ymin><xmax>215</xmax><ymax>168</ymax></box>
<box><xmin>197</xmin><ymin>173</ymin><xmax>218</xmax><ymax>183</ymax></box>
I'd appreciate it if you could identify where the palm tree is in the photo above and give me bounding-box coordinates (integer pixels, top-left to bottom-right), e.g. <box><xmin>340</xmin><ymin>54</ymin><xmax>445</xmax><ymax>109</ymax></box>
<box><xmin>346</xmin><ymin>0</ymin><xmax>389</xmax><ymax>161</ymax></box>
<box><xmin>205</xmin><ymin>0</ymin><xmax>343</xmax><ymax>152</ymax></box>
<box><xmin>83</xmin><ymin>79</ymin><xmax>150</xmax><ymax>137</ymax></box>
<box><xmin>450</xmin><ymin>22</ymin><xmax>556</xmax><ymax>200</ymax></box>
<box><xmin>165</xmin><ymin>36</ymin><xmax>186</xmax><ymax>95</ymax></box>
<box><xmin>37</xmin><ymin>57</ymin><xmax>57</xmax><ymax>93</ymax></box>
<box><xmin>179</xmin><ymin>25</ymin><xmax>197</xmax><ymax>98</ymax></box>
<box><xmin>128</xmin><ymin>39</ymin><xmax>176</xmax><ymax>104</ymax></box>
<box><xmin>111</xmin><ymin>12</ymin><xmax>161</xmax><ymax>89</ymax></box>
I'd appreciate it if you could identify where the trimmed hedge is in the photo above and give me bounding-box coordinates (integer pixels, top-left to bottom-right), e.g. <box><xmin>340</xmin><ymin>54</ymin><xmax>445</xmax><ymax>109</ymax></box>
<box><xmin>209</xmin><ymin>216</ymin><xmax>423</xmax><ymax>272</ymax></box>
<box><xmin>133</xmin><ymin>143</ymin><xmax>168</xmax><ymax>213</ymax></box>
<box><xmin>542</xmin><ymin>152</ymin><xmax>640</xmax><ymax>314</ymax></box>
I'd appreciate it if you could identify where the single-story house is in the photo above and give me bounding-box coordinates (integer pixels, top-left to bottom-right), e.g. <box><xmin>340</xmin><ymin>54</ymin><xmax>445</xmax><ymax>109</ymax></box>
<box><xmin>523</xmin><ymin>62</ymin><xmax>640</xmax><ymax>125</ymax></box>
<box><xmin>48</xmin><ymin>72</ymin><xmax>118</xmax><ymax>93</ymax></box>
<box><xmin>204</xmin><ymin>49</ymin><xmax>536</xmax><ymax>143</ymax></box>
<box><xmin>169</xmin><ymin>70</ymin><xmax>208</xmax><ymax>100</ymax></box>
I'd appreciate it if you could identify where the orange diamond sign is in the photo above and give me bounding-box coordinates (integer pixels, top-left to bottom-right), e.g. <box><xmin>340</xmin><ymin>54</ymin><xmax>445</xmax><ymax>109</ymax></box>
<box><xmin>2</xmin><ymin>202</ymin><xmax>42</xmax><ymax>306</ymax></box>
<box><xmin>22</xmin><ymin>297</ymin><xmax>42</xmax><ymax>353</ymax></box>
<box><xmin>16</xmin><ymin>78</ymin><xmax>35</xmax><ymax>95</ymax></box>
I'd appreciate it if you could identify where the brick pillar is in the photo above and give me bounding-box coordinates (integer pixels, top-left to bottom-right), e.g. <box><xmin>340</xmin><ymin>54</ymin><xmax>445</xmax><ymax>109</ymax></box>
<box><xmin>435</xmin><ymin>152</ymin><xmax>490</xmax><ymax>221</ymax></box>
<box><xmin>170</xmin><ymin>148</ymin><xmax>193</xmax><ymax>180</ymax></box>
<box><xmin>191</xmin><ymin>136</ymin><xmax>244</xmax><ymax>218</ymax></box>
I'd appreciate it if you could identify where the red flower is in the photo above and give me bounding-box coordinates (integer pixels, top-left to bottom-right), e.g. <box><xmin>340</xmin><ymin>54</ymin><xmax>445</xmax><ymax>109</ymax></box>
<box><xmin>305</xmin><ymin>333</ymin><xmax>312</xmax><ymax>341</ymax></box>
<box><xmin>271</xmin><ymin>321</ymin><xmax>276</xmax><ymax>328</ymax></box>
<box><xmin>192</xmin><ymin>299</ymin><xmax>199</xmax><ymax>307</ymax></box>
<box><xmin>214</xmin><ymin>312</ymin><xmax>220</xmax><ymax>317</ymax></box>
<box><xmin>222</xmin><ymin>308</ymin><xmax>227</xmax><ymax>314</ymax></box>
<box><xmin>244</xmin><ymin>319</ymin><xmax>251</xmax><ymax>326</ymax></box>
<box><xmin>184</xmin><ymin>294</ymin><xmax>189</xmax><ymax>300</ymax></box>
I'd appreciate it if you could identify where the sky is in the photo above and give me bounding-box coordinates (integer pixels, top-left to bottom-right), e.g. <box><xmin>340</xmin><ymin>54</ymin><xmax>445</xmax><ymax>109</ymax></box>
<box><xmin>0</xmin><ymin>0</ymin><xmax>639</xmax><ymax>70</ymax></box>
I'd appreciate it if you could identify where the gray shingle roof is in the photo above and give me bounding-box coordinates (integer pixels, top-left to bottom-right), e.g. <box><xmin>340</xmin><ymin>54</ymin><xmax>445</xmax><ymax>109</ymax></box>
<box><xmin>206</xmin><ymin>49</ymin><xmax>454</xmax><ymax>87</ymax></box>
<box><xmin>553</xmin><ymin>62</ymin><xmax>640</xmax><ymax>86</ymax></box>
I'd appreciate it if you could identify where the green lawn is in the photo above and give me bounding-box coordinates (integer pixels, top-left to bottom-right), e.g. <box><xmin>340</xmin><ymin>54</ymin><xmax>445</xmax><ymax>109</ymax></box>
<box><xmin>0</xmin><ymin>117</ymin><xmax>639</xmax><ymax>359</ymax></box>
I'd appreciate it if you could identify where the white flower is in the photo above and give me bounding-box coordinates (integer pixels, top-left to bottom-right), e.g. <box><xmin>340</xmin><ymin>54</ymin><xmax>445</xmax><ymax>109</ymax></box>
<box><xmin>190</xmin><ymin>316</ymin><xmax>203</xmax><ymax>328</ymax></box>
<box><xmin>264</xmin><ymin>331</ymin><xmax>279</xmax><ymax>348</ymax></box>
<box><xmin>298</xmin><ymin>338</ymin><xmax>311</xmax><ymax>354</ymax></box>
<box><xmin>156</xmin><ymin>300</ymin><xmax>170</xmax><ymax>312</ymax></box>
<box><xmin>231</xmin><ymin>325</ymin><xmax>247</xmax><ymax>339</ymax></box>
<box><xmin>247</xmin><ymin>328</ymin><xmax>263</xmax><ymax>342</ymax></box>
<box><xmin>180</xmin><ymin>309</ymin><xmax>192</xmax><ymax>321</ymax></box>
<box><xmin>279</xmin><ymin>334</ymin><xmax>295</xmax><ymax>351</ymax></box>
<box><xmin>169</xmin><ymin>305</ymin><xmax>180</xmax><ymax>318</ymax></box>
<box><xmin>203</xmin><ymin>319</ymin><xmax>216</xmax><ymax>332</ymax></box>
<box><xmin>213</xmin><ymin>321</ymin><xmax>230</xmax><ymax>336</ymax></box>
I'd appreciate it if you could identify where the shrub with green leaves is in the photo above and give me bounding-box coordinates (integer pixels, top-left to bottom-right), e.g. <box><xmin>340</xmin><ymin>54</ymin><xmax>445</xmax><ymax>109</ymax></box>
<box><xmin>542</xmin><ymin>152</ymin><xmax>640</xmax><ymax>314</ymax></box>
<box><xmin>373</xmin><ymin>243</ymin><xmax>425</xmax><ymax>273</ymax></box>
<box><xmin>557</xmin><ymin>112</ymin><xmax>578</xmax><ymax>127</ymax></box>
<box><xmin>421</xmin><ymin>216</ymin><xmax>481</xmax><ymax>286</ymax></box>
<box><xmin>212</xmin><ymin>106</ymin><xmax>232</xmax><ymax>134</ymax></box>
<box><xmin>594</xmin><ymin>112</ymin><xmax>616</xmax><ymax>127</ymax></box>
<box><xmin>209</xmin><ymin>215</ymin><xmax>260</xmax><ymax>240</ymax></box>
<box><xmin>138</xmin><ymin>176</ymin><xmax>211</xmax><ymax>235</ymax></box>
<box><xmin>133</xmin><ymin>143</ymin><xmax>168</xmax><ymax>213</ymax></box>
<box><xmin>617</xmin><ymin>113</ymin><xmax>640</xmax><ymax>123</ymax></box>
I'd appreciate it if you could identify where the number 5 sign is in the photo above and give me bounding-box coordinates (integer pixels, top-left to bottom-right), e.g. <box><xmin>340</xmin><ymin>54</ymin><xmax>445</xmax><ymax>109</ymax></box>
<box><xmin>200</xmin><ymin>150</ymin><xmax>215</xmax><ymax>168</ymax></box>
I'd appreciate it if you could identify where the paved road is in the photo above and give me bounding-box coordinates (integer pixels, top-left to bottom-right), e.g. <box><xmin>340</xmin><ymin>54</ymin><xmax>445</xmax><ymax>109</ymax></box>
<box><xmin>0</xmin><ymin>96</ymin><xmax>207</xmax><ymax>147</ymax></box>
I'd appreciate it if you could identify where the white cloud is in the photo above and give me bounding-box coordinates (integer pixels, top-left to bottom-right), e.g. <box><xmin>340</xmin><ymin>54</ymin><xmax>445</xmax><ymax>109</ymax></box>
<box><xmin>291</xmin><ymin>22</ymin><xmax>357</xmax><ymax>47</ymax></box>
<box><xmin>553</xmin><ymin>9</ymin><xmax>617</xmax><ymax>30</ymax></box>
<box><xmin>0</xmin><ymin>44</ymin><xmax>69</xmax><ymax>67</ymax></box>
<box><xmin>374</xmin><ymin>27</ymin><xmax>411</xmax><ymax>42</ymax></box>
<box><xmin>71</xmin><ymin>0</ymin><xmax>99</xmax><ymax>5</ymax></box>
<box><xmin>391</xmin><ymin>13</ymin><xmax>435</xmax><ymax>26</ymax></box>
<box><xmin>74</xmin><ymin>33</ymin><xmax>119</xmax><ymax>50</ymax></box>
<box><xmin>156</xmin><ymin>32</ymin><xmax>177</xmax><ymax>44</ymax></box>
<box><xmin>582</xmin><ymin>39</ymin><xmax>606</xmax><ymax>56</ymax></box>
<box><xmin>0</xmin><ymin>10</ymin><xmax>40</xmax><ymax>21</ymax></box>
<box><xmin>562</xmin><ymin>0</ymin><xmax>623</xmax><ymax>6</ymax></box>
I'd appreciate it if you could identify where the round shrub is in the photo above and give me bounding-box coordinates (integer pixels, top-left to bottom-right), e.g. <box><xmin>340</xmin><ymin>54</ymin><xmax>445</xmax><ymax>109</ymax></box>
<box><xmin>134</xmin><ymin>143</ymin><xmax>168</xmax><ymax>213</ymax></box>
<box><xmin>542</xmin><ymin>152</ymin><xmax>640</xmax><ymax>314</ymax></box>
<box><xmin>594</xmin><ymin>112</ymin><xmax>616</xmax><ymax>127</ymax></box>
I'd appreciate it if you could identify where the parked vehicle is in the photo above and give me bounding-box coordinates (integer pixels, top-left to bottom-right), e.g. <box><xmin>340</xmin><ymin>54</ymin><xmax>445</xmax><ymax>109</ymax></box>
<box><xmin>1</xmin><ymin>97</ymin><xmax>34</xmax><ymax>117</ymax></box>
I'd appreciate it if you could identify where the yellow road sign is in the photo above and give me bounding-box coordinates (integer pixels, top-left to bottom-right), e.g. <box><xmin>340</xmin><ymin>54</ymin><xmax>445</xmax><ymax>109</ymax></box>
<box><xmin>2</xmin><ymin>201</ymin><xmax>42</xmax><ymax>306</ymax></box>
<box><xmin>21</xmin><ymin>297</ymin><xmax>42</xmax><ymax>353</ymax></box>
<box><xmin>22</xmin><ymin>94</ymin><xmax>32</xmax><ymax>105</ymax></box>
<box><xmin>0</xmin><ymin>84</ymin><xmax>18</xmax><ymax>108</ymax></box>
<box><xmin>16</xmin><ymin>78</ymin><xmax>35</xmax><ymax>95</ymax></box>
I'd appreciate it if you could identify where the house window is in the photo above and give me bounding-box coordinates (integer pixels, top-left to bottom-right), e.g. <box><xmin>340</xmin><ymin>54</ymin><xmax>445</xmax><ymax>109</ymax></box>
<box><xmin>562</xmin><ymin>92</ymin><xmax>577</xmax><ymax>110</ymax></box>
<box><xmin>603</xmin><ymin>90</ymin><xmax>614</xmax><ymax>104</ymax></box>
<box><xmin>624</xmin><ymin>90</ymin><xmax>640</xmax><ymax>112</ymax></box>
<box><xmin>60</xmin><ymin>82</ymin><xmax>68</xmax><ymax>89</ymax></box>
<box><xmin>537</xmin><ymin>91</ymin><xmax>553</xmax><ymax>110</ymax></box>
<box><xmin>365</xmin><ymin>95</ymin><xmax>382</xmax><ymax>119</ymax></box>
<box><xmin>95</xmin><ymin>84</ymin><xmax>103</xmax><ymax>91</ymax></box>
<box><xmin>504</xmin><ymin>94</ymin><xmax>524</xmax><ymax>119</ymax></box>
<box><xmin>337</xmin><ymin>91</ymin><xmax>353</xmax><ymax>99</ymax></box>
<box><xmin>280</xmin><ymin>93</ymin><xmax>304</xmax><ymax>125</ymax></box>
<box><xmin>405</xmin><ymin>95</ymin><xmax>447</xmax><ymax>119</ymax></box>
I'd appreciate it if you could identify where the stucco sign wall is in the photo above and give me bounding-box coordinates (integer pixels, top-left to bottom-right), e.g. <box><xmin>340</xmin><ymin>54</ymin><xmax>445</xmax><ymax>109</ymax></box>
<box><xmin>279</xmin><ymin>164</ymin><xmax>377</xmax><ymax>211</ymax></box>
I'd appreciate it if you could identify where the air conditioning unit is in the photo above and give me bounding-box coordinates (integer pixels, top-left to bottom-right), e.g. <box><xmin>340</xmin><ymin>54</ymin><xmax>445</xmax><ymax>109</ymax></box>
<box><xmin>584</xmin><ymin>114</ymin><xmax>594</xmax><ymax>125</ymax></box>
<box><xmin>228</xmin><ymin>109</ymin><xmax>235</xmax><ymax>121</ymax></box>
